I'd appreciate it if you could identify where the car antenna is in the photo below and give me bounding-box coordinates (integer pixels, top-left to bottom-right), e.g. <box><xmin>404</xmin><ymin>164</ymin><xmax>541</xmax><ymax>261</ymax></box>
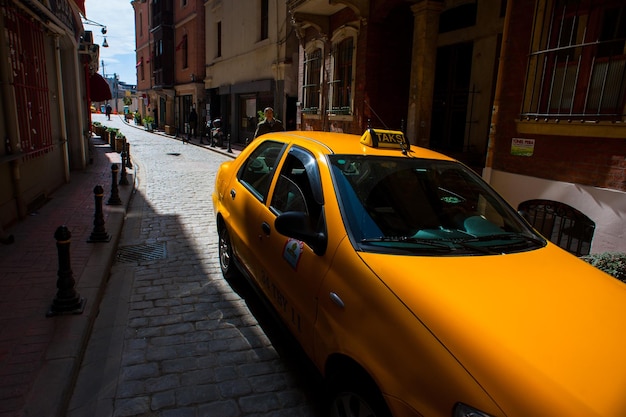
<box><xmin>364</xmin><ymin>101</ymin><xmax>389</xmax><ymax>129</ymax></box>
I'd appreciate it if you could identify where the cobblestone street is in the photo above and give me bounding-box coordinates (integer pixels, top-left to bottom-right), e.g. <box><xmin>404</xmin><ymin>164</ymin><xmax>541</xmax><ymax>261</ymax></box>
<box><xmin>68</xmin><ymin>114</ymin><xmax>325</xmax><ymax>417</ymax></box>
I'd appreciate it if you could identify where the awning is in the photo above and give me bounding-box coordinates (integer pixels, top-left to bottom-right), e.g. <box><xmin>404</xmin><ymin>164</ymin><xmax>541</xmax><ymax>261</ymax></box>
<box><xmin>89</xmin><ymin>72</ymin><xmax>111</xmax><ymax>102</ymax></box>
<box><xmin>75</xmin><ymin>0</ymin><xmax>86</xmax><ymax>15</ymax></box>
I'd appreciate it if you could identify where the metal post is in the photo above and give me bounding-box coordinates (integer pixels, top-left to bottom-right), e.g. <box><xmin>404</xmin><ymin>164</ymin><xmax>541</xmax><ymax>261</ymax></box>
<box><xmin>107</xmin><ymin>164</ymin><xmax>122</xmax><ymax>205</ymax></box>
<box><xmin>125</xmin><ymin>142</ymin><xmax>133</xmax><ymax>168</ymax></box>
<box><xmin>227</xmin><ymin>134</ymin><xmax>232</xmax><ymax>153</ymax></box>
<box><xmin>119</xmin><ymin>146</ymin><xmax>129</xmax><ymax>186</ymax></box>
<box><xmin>47</xmin><ymin>226</ymin><xmax>85</xmax><ymax>317</ymax></box>
<box><xmin>88</xmin><ymin>185</ymin><xmax>111</xmax><ymax>242</ymax></box>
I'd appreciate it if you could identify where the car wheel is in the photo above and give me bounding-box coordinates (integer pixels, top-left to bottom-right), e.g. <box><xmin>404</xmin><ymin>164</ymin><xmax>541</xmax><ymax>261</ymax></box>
<box><xmin>328</xmin><ymin>373</ymin><xmax>391</xmax><ymax>417</ymax></box>
<box><xmin>218</xmin><ymin>225</ymin><xmax>237</xmax><ymax>279</ymax></box>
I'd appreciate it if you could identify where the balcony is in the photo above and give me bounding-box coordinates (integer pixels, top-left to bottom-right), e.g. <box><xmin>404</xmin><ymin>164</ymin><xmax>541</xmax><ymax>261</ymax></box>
<box><xmin>287</xmin><ymin>0</ymin><xmax>353</xmax><ymax>17</ymax></box>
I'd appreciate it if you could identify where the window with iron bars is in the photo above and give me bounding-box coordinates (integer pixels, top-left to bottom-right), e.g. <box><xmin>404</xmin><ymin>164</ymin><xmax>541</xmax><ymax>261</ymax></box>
<box><xmin>3</xmin><ymin>2</ymin><xmax>53</xmax><ymax>158</ymax></box>
<box><xmin>302</xmin><ymin>48</ymin><xmax>321</xmax><ymax>114</ymax></box>
<box><xmin>522</xmin><ymin>0</ymin><xmax>626</xmax><ymax>121</ymax></box>
<box><xmin>329</xmin><ymin>37</ymin><xmax>354</xmax><ymax>115</ymax></box>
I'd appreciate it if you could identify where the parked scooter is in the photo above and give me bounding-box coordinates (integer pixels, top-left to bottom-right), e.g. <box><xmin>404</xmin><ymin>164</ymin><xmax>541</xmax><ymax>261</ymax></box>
<box><xmin>210</xmin><ymin>119</ymin><xmax>225</xmax><ymax>147</ymax></box>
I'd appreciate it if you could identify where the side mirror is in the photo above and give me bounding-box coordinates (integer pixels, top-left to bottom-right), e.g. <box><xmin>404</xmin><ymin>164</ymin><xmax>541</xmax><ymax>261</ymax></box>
<box><xmin>275</xmin><ymin>211</ymin><xmax>327</xmax><ymax>256</ymax></box>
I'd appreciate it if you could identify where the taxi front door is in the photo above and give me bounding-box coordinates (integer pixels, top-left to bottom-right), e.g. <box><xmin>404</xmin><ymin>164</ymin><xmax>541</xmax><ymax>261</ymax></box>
<box><xmin>253</xmin><ymin>147</ymin><xmax>331</xmax><ymax>357</ymax></box>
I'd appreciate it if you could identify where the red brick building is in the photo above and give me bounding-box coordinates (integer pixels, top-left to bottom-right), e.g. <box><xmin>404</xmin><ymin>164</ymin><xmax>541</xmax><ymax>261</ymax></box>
<box><xmin>486</xmin><ymin>0</ymin><xmax>626</xmax><ymax>253</ymax></box>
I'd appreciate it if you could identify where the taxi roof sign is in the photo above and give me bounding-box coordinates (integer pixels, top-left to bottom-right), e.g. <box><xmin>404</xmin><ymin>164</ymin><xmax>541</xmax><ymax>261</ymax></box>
<box><xmin>360</xmin><ymin>129</ymin><xmax>409</xmax><ymax>151</ymax></box>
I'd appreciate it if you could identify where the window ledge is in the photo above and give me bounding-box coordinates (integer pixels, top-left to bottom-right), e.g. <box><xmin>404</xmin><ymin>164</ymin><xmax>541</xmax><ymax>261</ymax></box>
<box><xmin>516</xmin><ymin>119</ymin><xmax>626</xmax><ymax>138</ymax></box>
<box><xmin>328</xmin><ymin>114</ymin><xmax>353</xmax><ymax>122</ymax></box>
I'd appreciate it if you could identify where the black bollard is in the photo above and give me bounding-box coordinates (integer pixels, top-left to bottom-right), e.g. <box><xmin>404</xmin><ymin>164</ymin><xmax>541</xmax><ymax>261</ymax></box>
<box><xmin>227</xmin><ymin>134</ymin><xmax>232</xmax><ymax>153</ymax></box>
<box><xmin>125</xmin><ymin>142</ymin><xmax>133</xmax><ymax>169</ymax></box>
<box><xmin>119</xmin><ymin>148</ymin><xmax>129</xmax><ymax>186</ymax></box>
<box><xmin>107</xmin><ymin>164</ymin><xmax>123</xmax><ymax>205</ymax></box>
<box><xmin>46</xmin><ymin>226</ymin><xmax>85</xmax><ymax>317</ymax></box>
<box><xmin>88</xmin><ymin>185</ymin><xmax>111</xmax><ymax>242</ymax></box>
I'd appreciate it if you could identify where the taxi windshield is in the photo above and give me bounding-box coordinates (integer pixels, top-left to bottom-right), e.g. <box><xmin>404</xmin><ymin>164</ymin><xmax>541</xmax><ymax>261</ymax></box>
<box><xmin>329</xmin><ymin>156</ymin><xmax>546</xmax><ymax>255</ymax></box>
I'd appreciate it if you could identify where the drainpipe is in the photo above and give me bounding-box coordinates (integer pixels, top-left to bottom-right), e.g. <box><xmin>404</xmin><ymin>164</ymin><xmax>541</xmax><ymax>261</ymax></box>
<box><xmin>483</xmin><ymin>0</ymin><xmax>513</xmax><ymax>183</ymax></box>
<box><xmin>54</xmin><ymin>36</ymin><xmax>70</xmax><ymax>182</ymax></box>
<box><xmin>54</xmin><ymin>36</ymin><xmax>71</xmax><ymax>181</ymax></box>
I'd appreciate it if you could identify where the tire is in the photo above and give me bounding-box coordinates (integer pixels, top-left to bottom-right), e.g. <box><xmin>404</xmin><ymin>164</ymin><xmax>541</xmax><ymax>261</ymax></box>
<box><xmin>218</xmin><ymin>225</ymin><xmax>238</xmax><ymax>279</ymax></box>
<box><xmin>328</xmin><ymin>372</ymin><xmax>392</xmax><ymax>417</ymax></box>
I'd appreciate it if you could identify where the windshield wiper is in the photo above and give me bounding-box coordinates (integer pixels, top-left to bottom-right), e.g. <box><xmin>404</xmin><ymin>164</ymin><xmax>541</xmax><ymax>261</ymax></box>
<box><xmin>361</xmin><ymin>236</ymin><xmax>453</xmax><ymax>250</ymax></box>
<box><xmin>460</xmin><ymin>233</ymin><xmax>546</xmax><ymax>246</ymax></box>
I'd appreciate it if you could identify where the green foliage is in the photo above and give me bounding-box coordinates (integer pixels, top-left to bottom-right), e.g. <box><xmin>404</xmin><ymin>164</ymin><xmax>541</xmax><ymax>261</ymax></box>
<box><xmin>123</xmin><ymin>96</ymin><xmax>132</xmax><ymax>105</ymax></box>
<box><xmin>580</xmin><ymin>252</ymin><xmax>626</xmax><ymax>282</ymax></box>
<box><xmin>257</xmin><ymin>110</ymin><xmax>265</xmax><ymax>121</ymax></box>
<box><xmin>143</xmin><ymin>116</ymin><xmax>154</xmax><ymax>124</ymax></box>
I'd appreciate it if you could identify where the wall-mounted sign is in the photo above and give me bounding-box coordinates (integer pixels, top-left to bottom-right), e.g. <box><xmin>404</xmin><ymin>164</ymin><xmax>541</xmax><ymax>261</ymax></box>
<box><xmin>511</xmin><ymin>138</ymin><xmax>535</xmax><ymax>156</ymax></box>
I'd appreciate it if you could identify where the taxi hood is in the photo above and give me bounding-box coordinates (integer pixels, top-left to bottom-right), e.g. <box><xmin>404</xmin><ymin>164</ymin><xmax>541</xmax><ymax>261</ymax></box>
<box><xmin>358</xmin><ymin>244</ymin><xmax>626</xmax><ymax>416</ymax></box>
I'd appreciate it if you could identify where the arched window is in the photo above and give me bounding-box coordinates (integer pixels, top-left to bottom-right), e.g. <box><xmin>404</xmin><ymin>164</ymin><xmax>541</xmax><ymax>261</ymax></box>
<box><xmin>518</xmin><ymin>199</ymin><xmax>595</xmax><ymax>256</ymax></box>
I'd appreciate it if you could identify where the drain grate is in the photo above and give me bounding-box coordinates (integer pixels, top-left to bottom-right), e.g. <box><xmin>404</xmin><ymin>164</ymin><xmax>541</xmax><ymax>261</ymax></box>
<box><xmin>117</xmin><ymin>242</ymin><xmax>167</xmax><ymax>263</ymax></box>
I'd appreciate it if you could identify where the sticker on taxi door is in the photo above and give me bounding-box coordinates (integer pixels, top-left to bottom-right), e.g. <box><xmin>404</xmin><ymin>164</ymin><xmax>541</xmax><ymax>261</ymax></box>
<box><xmin>283</xmin><ymin>239</ymin><xmax>304</xmax><ymax>270</ymax></box>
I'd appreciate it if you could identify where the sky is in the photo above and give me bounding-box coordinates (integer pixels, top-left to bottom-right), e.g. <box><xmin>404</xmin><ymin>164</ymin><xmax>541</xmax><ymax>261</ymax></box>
<box><xmin>84</xmin><ymin>0</ymin><xmax>137</xmax><ymax>85</ymax></box>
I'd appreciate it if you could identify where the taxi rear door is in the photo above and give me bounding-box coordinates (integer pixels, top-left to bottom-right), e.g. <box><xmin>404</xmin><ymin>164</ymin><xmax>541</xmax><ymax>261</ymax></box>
<box><xmin>228</xmin><ymin>140</ymin><xmax>286</xmax><ymax>282</ymax></box>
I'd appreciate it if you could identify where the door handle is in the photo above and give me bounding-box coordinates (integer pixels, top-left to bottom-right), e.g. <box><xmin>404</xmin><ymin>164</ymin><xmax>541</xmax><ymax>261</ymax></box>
<box><xmin>230</xmin><ymin>189</ymin><xmax>236</xmax><ymax>199</ymax></box>
<box><xmin>261</xmin><ymin>222</ymin><xmax>271</xmax><ymax>236</ymax></box>
<box><xmin>330</xmin><ymin>292</ymin><xmax>345</xmax><ymax>309</ymax></box>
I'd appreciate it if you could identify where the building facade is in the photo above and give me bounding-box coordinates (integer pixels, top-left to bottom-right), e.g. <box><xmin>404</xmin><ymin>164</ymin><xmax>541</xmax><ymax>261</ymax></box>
<box><xmin>486</xmin><ymin>0</ymin><xmax>626</xmax><ymax>253</ymax></box>
<box><xmin>289</xmin><ymin>0</ymin><xmax>505</xmax><ymax>172</ymax></box>
<box><xmin>131</xmin><ymin>0</ymin><xmax>625</xmax><ymax>254</ymax></box>
<box><xmin>134</xmin><ymin>0</ymin><xmax>207</xmax><ymax>136</ymax></box>
<box><xmin>203</xmin><ymin>0</ymin><xmax>299</xmax><ymax>144</ymax></box>
<box><xmin>174</xmin><ymin>0</ymin><xmax>206</xmax><ymax>137</ymax></box>
<box><xmin>0</xmin><ymin>0</ymin><xmax>96</xmax><ymax>230</ymax></box>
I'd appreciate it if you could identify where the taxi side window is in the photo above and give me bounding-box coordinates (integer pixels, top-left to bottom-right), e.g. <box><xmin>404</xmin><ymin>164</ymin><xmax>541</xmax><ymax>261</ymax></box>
<box><xmin>271</xmin><ymin>147</ymin><xmax>323</xmax><ymax>226</ymax></box>
<box><xmin>238</xmin><ymin>141</ymin><xmax>285</xmax><ymax>202</ymax></box>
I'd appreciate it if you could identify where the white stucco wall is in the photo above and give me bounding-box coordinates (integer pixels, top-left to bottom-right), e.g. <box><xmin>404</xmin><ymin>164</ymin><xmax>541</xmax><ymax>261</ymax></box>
<box><xmin>485</xmin><ymin>168</ymin><xmax>626</xmax><ymax>254</ymax></box>
<box><xmin>205</xmin><ymin>0</ymin><xmax>288</xmax><ymax>88</ymax></box>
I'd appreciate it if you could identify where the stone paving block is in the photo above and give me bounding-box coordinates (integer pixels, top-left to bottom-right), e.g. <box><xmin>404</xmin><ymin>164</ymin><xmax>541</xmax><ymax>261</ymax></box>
<box><xmin>116</xmin><ymin>380</ymin><xmax>145</xmax><ymax>399</ymax></box>
<box><xmin>112</xmin><ymin>396</ymin><xmax>150</xmax><ymax>417</ymax></box>
<box><xmin>217</xmin><ymin>378</ymin><xmax>253</xmax><ymax>398</ymax></box>
<box><xmin>174</xmin><ymin>384</ymin><xmax>220</xmax><ymax>406</ymax></box>
<box><xmin>238</xmin><ymin>392</ymin><xmax>281</xmax><ymax>413</ymax></box>
<box><xmin>144</xmin><ymin>374</ymin><xmax>180</xmax><ymax>393</ymax></box>
<box><xmin>150</xmin><ymin>389</ymin><xmax>176</xmax><ymax>410</ymax></box>
<box><xmin>197</xmin><ymin>400</ymin><xmax>240</xmax><ymax>417</ymax></box>
<box><xmin>122</xmin><ymin>362</ymin><xmax>159</xmax><ymax>380</ymax></box>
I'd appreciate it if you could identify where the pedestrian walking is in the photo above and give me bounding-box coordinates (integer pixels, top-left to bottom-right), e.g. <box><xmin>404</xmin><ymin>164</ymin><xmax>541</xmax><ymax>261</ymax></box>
<box><xmin>254</xmin><ymin>107</ymin><xmax>284</xmax><ymax>139</ymax></box>
<box><xmin>105</xmin><ymin>103</ymin><xmax>112</xmax><ymax>120</ymax></box>
<box><xmin>186</xmin><ymin>108</ymin><xmax>198</xmax><ymax>144</ymax></box>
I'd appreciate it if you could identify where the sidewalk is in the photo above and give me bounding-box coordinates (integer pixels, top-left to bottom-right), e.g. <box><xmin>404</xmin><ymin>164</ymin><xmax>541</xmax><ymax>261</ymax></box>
<box><xmin>0</xmin><ymin>117</ymin><xmax>242</xmax><ymax>417</ymax></box>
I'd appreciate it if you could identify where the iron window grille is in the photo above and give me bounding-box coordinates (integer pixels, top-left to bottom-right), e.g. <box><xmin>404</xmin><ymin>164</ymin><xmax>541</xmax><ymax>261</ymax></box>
<box><xmin>522</xmin><ymin>0</ymin><xmax>626</xmax><ymax>121</ymax></box>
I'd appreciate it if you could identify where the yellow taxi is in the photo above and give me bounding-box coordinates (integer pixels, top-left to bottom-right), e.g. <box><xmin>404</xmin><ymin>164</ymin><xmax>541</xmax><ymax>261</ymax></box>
<box><xmin>212</xmin><ymin>129</ymin><xmax>626</xmax><ymax>417</ymax></box>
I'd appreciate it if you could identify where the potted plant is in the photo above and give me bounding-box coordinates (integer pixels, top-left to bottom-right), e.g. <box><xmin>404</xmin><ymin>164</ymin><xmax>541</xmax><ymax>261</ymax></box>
<box><xmin>106</xmin><ymin>127</ymin><xmax>119</xmax><ymax>147</ymax></box>
<box><xmin>143</xmin><ymin>116</ymin><xmax>155</xmax><ymax>132</ymax></box>
<box><xmin>115</xmin><ymin>131</ymin><xmax>126</xmax><ymax>153</ymax></box>
<box><xmin>91</xmin><ymin>121</ymin><xmax>103</xmax><ymax>137</ymax></box>
<box><xmin>134</xmin><ymin>112</ymin><xmax>142</xmax><ymax>126</ymax></box>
